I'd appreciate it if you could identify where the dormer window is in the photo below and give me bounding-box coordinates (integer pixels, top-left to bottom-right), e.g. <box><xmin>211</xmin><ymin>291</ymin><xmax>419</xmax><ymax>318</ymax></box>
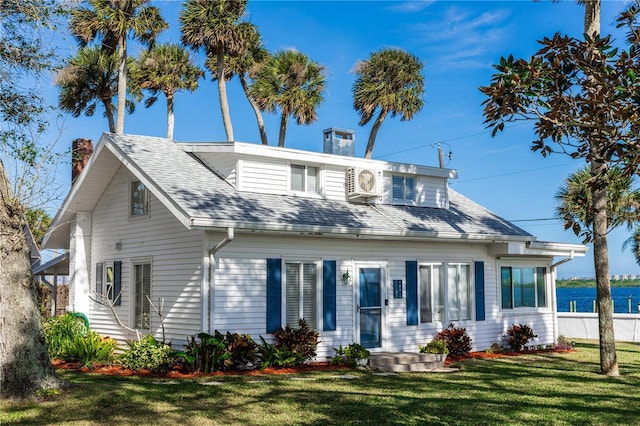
<box><xmin>130</xmin><ymin>180</ymin><xmax>148</xmax><ymax>217</ymax></box>
<box><xmin>291</xmin><ymin>164</ymin><xmax>319</xmax><ymax>193</ymax></box>
<box><xmin>392</xmin><ymin>175</ymin><xmax>415</xmax><ymax>203</ymax></box>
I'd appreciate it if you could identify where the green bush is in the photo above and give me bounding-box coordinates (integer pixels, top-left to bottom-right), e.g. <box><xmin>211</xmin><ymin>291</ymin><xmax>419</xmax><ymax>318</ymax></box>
<box><xmin>119</xmin><ymin>335</ymin><xmax>176</xmax><ymax>373</ymax></box>
<box><xmin>419</xmin><ymin>339</ymin><xmax>449</xmax><ymax>355</ymax></box>
<box><xmin>273</xmin><ymin>319</ymin><xmax>319</xmax><ymax>365</ymax></box>
<box><xmin>257</xmin><ymin>337</ymin><xmax>302</xmax><ymax>369</ymax></box>
<box><xmin>332</xmin><ymin>343</ymin><xmax>370</xmax><ymax>367</ymax></box>
<box><xmin>43</xmin><ymin>313</ymin><xmax>89</xmax><ymax>359</ymax></box>
<box><xmin>506</xmin><ymin>324</ymin><xmax>538</xmax><ymax>352</ymax></box>
<box><xmin>59</xmin><ymin>330</ymin><xmax>118</xmax><ymax>368</ymax></box>
<box><xmin>178</xmin><ymin>331</ymin><xmax>230</xmax><ymax>374</ymax></box>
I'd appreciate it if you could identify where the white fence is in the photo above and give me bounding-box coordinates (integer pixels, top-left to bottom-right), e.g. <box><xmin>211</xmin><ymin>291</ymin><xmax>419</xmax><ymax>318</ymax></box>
<box><xmin>557</xmin><ymin>312</ymin><xmax>640</xmax><ymax>342</ymax></box>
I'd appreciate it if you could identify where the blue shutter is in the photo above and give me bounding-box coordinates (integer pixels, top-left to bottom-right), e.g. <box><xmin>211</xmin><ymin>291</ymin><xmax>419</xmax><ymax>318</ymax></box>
<box><xmin>323</xmin><ymin>260</ymin><xmax>336</xmax><ymax>331</ymax></box>
<box><xmin>113</xmin><ymin>261</ymin><xmax>122</xmax><ymax>306</ymax></box>
<box><xmin>266</xmin><ymin>259</ymin><xmax>282</xmax><ymax>333</ymax></box>
<box><xmin>406</xmin><ymin>261</ymin><xmax>418</xmax><ymax>325</ymax></box>
<box><xmin>475</xmin><ymin>261</ymin><xmax>485</xmax><ymax>321</ymax></box>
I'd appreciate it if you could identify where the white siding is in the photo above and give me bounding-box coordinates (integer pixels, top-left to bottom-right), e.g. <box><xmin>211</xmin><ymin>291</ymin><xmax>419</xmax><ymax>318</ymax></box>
<box><xmin>381</xmin><ymin>174</ymin><xmax>448</xmax><ymax>208</ymax></box>
<box><xmin>194</xmin><ymin>152</ymin><xmax>239</xmax><ymax>187</ymax></box>
<box><xmin>324</xmin><ymin>166</ymin><xmax>348</xmax><ymax>200</ymax></box>
<box><xmin>238</xmin><ymin>158</ymin><xmax>288</xmax><ymax>194</ymax></box>
<box><xmin>210</xmin><ymin>233</ymin><xmax>558</xmax><ymax>359</ymax></box>
<box><xmin>88</xmin><ymin>165</ymin><xmax>204</xmax><ymax>347</ymax></box>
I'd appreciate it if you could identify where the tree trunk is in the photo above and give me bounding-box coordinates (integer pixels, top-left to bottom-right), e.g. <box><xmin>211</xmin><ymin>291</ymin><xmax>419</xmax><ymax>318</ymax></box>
<box><xmin>590</xmin><ymin>158</ymin><xmax>619</xmax><ymax>375</ymax></box>
<box><xmin>116</xmin><ymin>37</ymin><xmax>127</xmax><ymax>134</ymax></box>
<box><xmin>217</xmin><ymin>44</ymin><xmax>234</xmax><ymax>141</ymax></box>
<box><xmin>103</xmin><ymin>99</ymin><xmax>116</xmax><ymax>133</ymax></box>
<box><xmin>278</xmin><ymin>113</ymin><xmax>288</xmax><ymax>147</ymax></box>
<box><xmin>364</xmin><ymin>110</ymin><xmax>387</xmax><ymax>159</ymax></box>
<box><xmin>240</xmin><ymin>74</ymin><xmax>268</xmax><ymax>145</ymax></box>
<box><xmin>584</xmin><ymin>0</ymin><xmax>601</xmax><ymax>39</ymax></box>
<box><xmin>166</xmin><ymin>92</ymin><xmax>174</xmax><ymax>140</ymax></box>
<box><xmin>0</xmin><ymin>163</ymin><xmax>66</xmax><ymax>400</ymax></box>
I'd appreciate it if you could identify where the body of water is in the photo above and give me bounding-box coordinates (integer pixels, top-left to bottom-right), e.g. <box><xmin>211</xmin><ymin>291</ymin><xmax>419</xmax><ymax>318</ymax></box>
<box><xmin>556</xmin><ymin>287</ymin><xmax>640</xmax><ymax>313</ymax></box>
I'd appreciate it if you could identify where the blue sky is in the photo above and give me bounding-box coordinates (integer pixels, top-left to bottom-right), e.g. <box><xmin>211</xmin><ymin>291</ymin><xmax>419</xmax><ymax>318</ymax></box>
<box><xmin>44</xmin><ymin>1</ymin><xmax>639</xmax><ymax>278</ymax></box>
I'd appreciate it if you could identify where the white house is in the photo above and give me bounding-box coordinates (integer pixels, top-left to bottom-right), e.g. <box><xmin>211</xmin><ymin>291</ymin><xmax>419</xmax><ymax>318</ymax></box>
<box><xmin>43</xmin><ymin>130</ymin><xmax>587</xmax><ymax>358</ymax></box>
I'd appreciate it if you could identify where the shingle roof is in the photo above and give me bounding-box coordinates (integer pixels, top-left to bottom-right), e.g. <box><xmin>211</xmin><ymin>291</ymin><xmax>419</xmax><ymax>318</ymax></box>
<box><xmin>109</xmin><ymin>133</ymin><xmax>532</xmax><ymax>241</ymax></box>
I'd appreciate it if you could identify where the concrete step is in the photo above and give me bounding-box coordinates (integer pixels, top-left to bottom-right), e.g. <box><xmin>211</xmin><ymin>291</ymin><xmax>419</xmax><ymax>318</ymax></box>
<box><xmin>368</xmin><ymin>352</ymin><xmax>447</xmax><ymax>372</ymax></box>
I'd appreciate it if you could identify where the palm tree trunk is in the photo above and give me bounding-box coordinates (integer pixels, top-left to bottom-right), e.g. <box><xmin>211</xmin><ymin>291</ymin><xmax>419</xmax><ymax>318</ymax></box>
<box><xmin>364</xmin><ymin>110</ymin><xmax>387</xmax><ymax>159</ymax></box>
<box><xmin>103</xmin><ymin>99</ymin><xmax>116</xmax><ymax>133</ymax></box>
<box><xmin>0</xmin><ymin>163</ymin><xmax>67</xmax><ymax>400</ymax></box>
<box><xmin>166</xmin><ymin>92</ymin><xmax>175</xmax><ymax>140</ymax></box>
<box><xmin>278</xmin><ymin>113</ymin><xmax>288</xmax><ymax>147</ymax></box>
<box><xmin>217</xmin><ymin>44</ymin><xmax>234</xmax><ymax>141</ymax></box>
<box><xmin>116</xmin><ymin>37</ymin><xmax>127</xmax><ymax>134</ymax></box>
<box><xmin>240</xmin><ymin>74</ymin><xmax>268</xmax><ymax>145</ymax></box>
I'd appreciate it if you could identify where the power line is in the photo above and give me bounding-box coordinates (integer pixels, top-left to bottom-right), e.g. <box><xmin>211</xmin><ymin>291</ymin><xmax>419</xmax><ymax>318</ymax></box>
<box><xmin>457</xmin><ymin>161</ymin><xmax>576</xmax><ymax>183</ymax></box>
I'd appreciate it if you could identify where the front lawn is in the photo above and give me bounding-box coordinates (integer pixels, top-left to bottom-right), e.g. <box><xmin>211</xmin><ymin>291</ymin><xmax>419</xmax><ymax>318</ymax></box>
<box><xmin>2</xmin><ymin>340</ymin><xmax>640</xmax><ymax>425</ymax></box>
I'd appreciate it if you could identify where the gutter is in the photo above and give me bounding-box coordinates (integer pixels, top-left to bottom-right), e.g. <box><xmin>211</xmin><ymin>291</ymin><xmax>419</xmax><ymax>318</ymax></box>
<box><xmin>204</xmin><ymin>227</ymin><xmax>235</xmax><ymax>334</ymax></box>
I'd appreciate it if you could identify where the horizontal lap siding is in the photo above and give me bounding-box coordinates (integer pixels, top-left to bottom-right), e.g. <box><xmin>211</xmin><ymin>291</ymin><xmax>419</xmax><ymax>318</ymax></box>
<box><xmin>324</xmin><ymin>167</ymin><xmax>347</xmax><ymax>200</ymax></box>
<box><xmin>239</xmin><ymin>159</ymin><xmax>287</xmax><ymax>194</ymax></box>
<box><xmin>89</xmin><ymin>166</ymin><xmax>203</xmax><ymax>347</ymax></box>
<box><xmin>211</xmin><ymin>234</ymin><xmax>557</xmax><ymax>357</ymax></box>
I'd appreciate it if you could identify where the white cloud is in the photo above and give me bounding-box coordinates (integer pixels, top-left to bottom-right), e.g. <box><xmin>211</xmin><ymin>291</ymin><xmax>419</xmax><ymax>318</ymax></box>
<box><xmin>389</xmin><ymin>0</ymin><xmax>436</xmax><ymax>13</ymax></box>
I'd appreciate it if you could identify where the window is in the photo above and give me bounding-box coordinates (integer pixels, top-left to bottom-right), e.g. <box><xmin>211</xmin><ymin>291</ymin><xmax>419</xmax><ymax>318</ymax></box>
<box><xmin>419</xmin><ymin>263</ymin><xmax>471</xmax><ymax>323</ymax></box>
<box><xmin>392</xmin><ymin>175</ymin><xmax>415</xmax><ymax>203</ymax></box>
<box><xmin>133</xmin><ymin>262</ymin><xmax>152</xmax><ymax>329</ymax></box>
<box><xmin>95</xmin><ymin>260</ymin><xmax>121</xmax><ymax>305</ymax></box>
<box><xmin>130</xmin><ymin>180</ymin><xmax>148</xmax><ymax>217</ymax></box>
<box><xmin>501</xmin><ymin>266</ymin><xmax>547</xmax><ymax>309</ymax></box>
<box><xmin>285</xmin><ymin>262</ymin><xmax>318</xmax><ymax>329</ymax></box>
<box><xmin>291</xmin><ymin>164</ymin><xmax>319</xmax><ymax>193</ymax></box>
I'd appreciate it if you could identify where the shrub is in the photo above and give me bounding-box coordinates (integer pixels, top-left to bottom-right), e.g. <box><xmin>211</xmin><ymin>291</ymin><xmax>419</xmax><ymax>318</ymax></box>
<box><xmin>419</xmin><ymin>339</ymin><xmax>449</xmax><ymax>355</ymax></box>
<box><xmin>436</xmin><ymin>323</ymin><xmax>472</xmax><ymax>355</ymax></box>
<box><xmin>257</xmin><ymin>337</ymin><xmax>302</xmax><ymax>368</ymax></box>
<box><xmin>59</xmin><ymin>330</ymin><xmax>118</xmax><ymax>367</ymax></box>
<box><xmin>332</xmin><ymin>343</ymin><xmax>370</xmax><ymax>367</ymax></box>
<box><xmin>273</xmin><ymin>319</ymin><xmax>319</xmax><ymax>364</ymax></box>
<box><xmin>43</xmin><ymin>312</ymin><xmax>89</xmax><ymax>359</ymax></box>
<box><xmin>119</xmin><ymin>335</ymin><xmax>176</xmax><ymax>373</ymax></box>
<box><xmin>506</xmin><ymin>324</ymin><xmax>538</xmax><ymax>352</ymax></box>
<box><xmin>179</xmin><ymin>331</ymin><xmax>229</xmax><ymax>374</ymax></box>
<box><xmin>224</xmin><ymin>331</ymin><xmax>258</xmax><ymax>370</ymax></box>
<box><xmin>556</xmin><ymin>335</ymin><xmax>574</xmax><ymax>351</ymax></box>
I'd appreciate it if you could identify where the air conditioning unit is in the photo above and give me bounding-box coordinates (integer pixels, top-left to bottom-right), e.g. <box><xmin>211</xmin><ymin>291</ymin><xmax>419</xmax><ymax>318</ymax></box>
<box><xmin>346</xmin><ymin>167</ymin><xmax>382</xmax><ymax>200</ymax></box>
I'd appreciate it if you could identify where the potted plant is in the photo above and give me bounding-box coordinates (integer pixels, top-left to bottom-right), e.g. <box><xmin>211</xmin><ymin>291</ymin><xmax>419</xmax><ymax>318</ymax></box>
<box><xmin>332</xmin><ymin>343</ymin><xmax>370</xmax><ymax>367</ymax></box>
<box><xmin>419</xmin><ymin>339</ymin><xmax>449</xmax><ymax>362</ymax></box>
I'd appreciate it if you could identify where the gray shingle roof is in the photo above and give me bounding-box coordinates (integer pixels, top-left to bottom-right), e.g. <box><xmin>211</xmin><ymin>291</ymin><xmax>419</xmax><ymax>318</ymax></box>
<box><xmin>108</xmin><ymin>133</ymin><xmax>533</xmax><ymax>241</ymax></box>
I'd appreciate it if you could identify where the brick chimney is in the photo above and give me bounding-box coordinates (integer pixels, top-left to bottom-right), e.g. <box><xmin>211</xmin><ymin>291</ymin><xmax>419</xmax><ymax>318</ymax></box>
<box><xmin>71</xmin><ymin>138</ymin><xmax>93</xmax><ymax>184</ymax></box>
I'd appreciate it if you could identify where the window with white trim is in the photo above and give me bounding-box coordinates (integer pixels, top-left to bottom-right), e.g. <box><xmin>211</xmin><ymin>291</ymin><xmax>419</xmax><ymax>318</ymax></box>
<box><xmin>419</xmin><ymin>262</ymin><xmax>471</xmax><ymax>323</ymax></box>
<box><xmin>95</xmin><ymin>260</ymin><xmax>119</xmax><ymax>305</ymax></box>
<box><xmin>285</xmin><ymin>261</ymin><xmax>318</xmax><ymax>329</ymax></box>
<box><xmin>501</xmin><ymin>266</ymin><xmax>547</xmax><ymax>309</ymax></box>
<box><xmin>130</xmin><ymin>180</ymin><xmax>148</xmax><ymax>217</ymax></box>
<box><xmin>392</xmin><ymin>175</ymin><xmax>415</xmax><ymax>203</ymax></box>
<box><xmin>291</xmin><ymin>164</ymin><xmax>319</xmax><ymax>193</ymax></box>
<box><xmin>133</xmin><ymin>261</ymin><xmax>152</xmax><ymax>329</ymax></box>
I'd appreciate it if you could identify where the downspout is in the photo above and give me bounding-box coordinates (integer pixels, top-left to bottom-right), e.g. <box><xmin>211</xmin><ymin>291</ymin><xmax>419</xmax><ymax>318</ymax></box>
<box><xmin>205</xmin><ymin>227</ymin><xmax>235</xmax><ymax>334</ymax></box>
<box><xmin>550</xmin><ymin>251</ymin><xmax>575</xmax><ymax>343</ymax></box>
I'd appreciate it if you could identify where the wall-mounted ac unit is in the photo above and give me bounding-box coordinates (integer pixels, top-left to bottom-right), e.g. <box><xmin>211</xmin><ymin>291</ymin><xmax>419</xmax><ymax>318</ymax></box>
<box><xmin>346</xmin><ymin>167</ymin><xmax>382</xmax><ymax>200</ymax></box>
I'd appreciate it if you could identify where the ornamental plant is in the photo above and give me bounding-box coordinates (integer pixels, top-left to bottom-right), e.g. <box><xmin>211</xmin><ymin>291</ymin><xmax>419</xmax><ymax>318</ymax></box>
<box><xmin>506</xmin><ymin>324</ymin><xmax>538</xmax><ymax>352</ymax></box>
<box><xmin>119</xmin><ymin>335</ymin><xmax>176</xmax><ymax>373</ymax></box>
<box><xmin>435</xmin><ymin>323</ymin><xmax>472</xmax><ymax>355</ymax></box>
<box><xmin>332</xmin><ymin>343</ymin><xmax>370</xmax><ymax>367</ymax></box>
<box><xmin>419</xmin><ymin>339</ymin><xmax>449</xmax><ymax>355</ymax></box>
<box><xmin>273</xmin><ymin>319</ymin><xmax>319</xmax><ymax>364</ymax></box>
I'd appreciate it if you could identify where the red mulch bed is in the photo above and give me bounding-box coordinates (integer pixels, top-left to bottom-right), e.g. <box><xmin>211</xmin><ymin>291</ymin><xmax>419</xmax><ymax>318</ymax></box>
<box><xmin>51</xmin><ymin>359</ymin><xmax>349</xmax><ymax>379</ymax></box>
<box><xmin>52</xmin><ymin>348</ymin><xmax>575</xmax><ymax>378</ymax></box>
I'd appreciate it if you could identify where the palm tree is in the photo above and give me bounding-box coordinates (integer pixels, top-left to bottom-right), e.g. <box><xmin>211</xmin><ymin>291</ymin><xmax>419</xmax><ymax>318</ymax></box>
<box><xmin>57</xmin><ymin>47</ymin><xmax>137</xmax><ymax>133</ymax></box>
<box><xmin>136</xmin><ymin>44</ymin><xmax>204</xmax><ymax>140</ymax></box>
<box><xmin>180</xmin><ymin>0</ymin><xmax>256</xmax><ymax>141</ymax></box>
<box><xmin>209</xmin><ymin>26</ymin><xmax>269</xmax><ymax>145</ymax></box>
<box><xmin>352</xmin><ymin>48</ymin><xmax>425</xmax><ymax>159</ymax></box>
<box><xmin>69</xmin><ymin>0</ymin><xmax>167</xmax><ymax>134</ymax></box>
<box><xmin>250</xmin><ymin>50</ymin><xmax>326</xmax><ymax>147</ymax></box>
<box><xmin>556</xmin><ymin>166</ymin><xmax>640</xmax><ymax>240</ymax></box>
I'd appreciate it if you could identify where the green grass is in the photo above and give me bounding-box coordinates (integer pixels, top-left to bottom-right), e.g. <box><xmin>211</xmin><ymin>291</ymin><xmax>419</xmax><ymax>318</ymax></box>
<box><xmin>3</xmin><ymin>340</ymin><xmax>640</xmax><ymax>425</ymax></box>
